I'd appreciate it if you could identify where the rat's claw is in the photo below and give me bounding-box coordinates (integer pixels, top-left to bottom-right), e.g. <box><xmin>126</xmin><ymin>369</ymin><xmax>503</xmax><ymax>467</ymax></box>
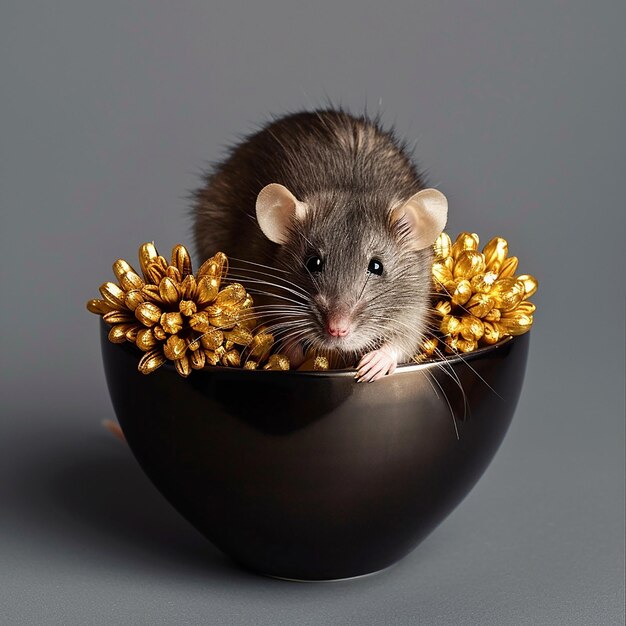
<box><xmin>355</xmin><ymin>347</ymin><xmax>398</xmax><ymax>383</ymax></box>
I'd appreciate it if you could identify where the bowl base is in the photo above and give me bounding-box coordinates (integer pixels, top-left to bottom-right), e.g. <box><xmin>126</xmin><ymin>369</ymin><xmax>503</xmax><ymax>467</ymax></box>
<box><xmin>262</xmin><ymin>562</ymin><xmax>398</xmax><ymax>583</ymax></box>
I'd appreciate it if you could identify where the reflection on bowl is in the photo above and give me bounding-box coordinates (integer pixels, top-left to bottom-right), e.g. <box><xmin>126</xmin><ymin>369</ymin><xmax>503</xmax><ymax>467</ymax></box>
<box><xmin>100</xmin><ymin>319</ymin><xmax>529</xmax><ymax>581</ymax></box>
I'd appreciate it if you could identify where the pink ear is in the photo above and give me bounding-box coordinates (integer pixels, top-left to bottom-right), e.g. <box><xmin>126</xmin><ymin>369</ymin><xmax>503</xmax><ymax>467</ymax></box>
<box><xmin>256</xmin><ymin>184</ymin><xmax>308</xmax><ymax>244</ymax></box>
<box><xmin>391</xmin><ymin>189</ymin><xmax>448</xmax><ymax>251</ymax></box>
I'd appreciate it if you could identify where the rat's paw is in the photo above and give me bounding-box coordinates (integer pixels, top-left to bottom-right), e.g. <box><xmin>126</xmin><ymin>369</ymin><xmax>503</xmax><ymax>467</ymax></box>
<box><xmin>355</xmin><ymin>347</ymin><xmax>399</xmax><ymax>383</ymax></box>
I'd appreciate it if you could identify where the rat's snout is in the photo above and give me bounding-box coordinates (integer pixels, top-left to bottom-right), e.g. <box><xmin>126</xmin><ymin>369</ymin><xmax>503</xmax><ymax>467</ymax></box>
<box><xmin>326</xmin><ymin>315</ymin><xmax>352</xmax><ymax>337</ymax></box>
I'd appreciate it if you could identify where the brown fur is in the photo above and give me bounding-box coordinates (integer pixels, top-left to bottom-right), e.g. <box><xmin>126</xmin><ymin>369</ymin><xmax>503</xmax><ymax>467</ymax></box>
<box><xmin>191</xmin><ymin>109</ymin><xmax>435</xmax><ymax>364</ymax></box>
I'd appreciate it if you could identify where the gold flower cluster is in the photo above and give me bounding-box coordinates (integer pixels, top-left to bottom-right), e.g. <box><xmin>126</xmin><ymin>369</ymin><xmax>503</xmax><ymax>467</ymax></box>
<box><xmin>88</xmin><ymin>234</ymin><xmax>537</xmax><ymax>375</ymax></box>
<box><xmin>428</xmin><ymin>232</ymin><xmax>538</xmax><ymax>354</ymax></box>
<box><xmin>87</xmin><ymin>243</ymin><xmax>295</xmax><ymax>376</ymax></box>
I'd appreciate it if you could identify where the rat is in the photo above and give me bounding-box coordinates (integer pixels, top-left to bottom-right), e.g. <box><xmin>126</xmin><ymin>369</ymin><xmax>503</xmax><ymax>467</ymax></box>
<box><xmin>192</xmin><ymin>109</ymin><xmax>447</xmax><ymax>381</ymax></box>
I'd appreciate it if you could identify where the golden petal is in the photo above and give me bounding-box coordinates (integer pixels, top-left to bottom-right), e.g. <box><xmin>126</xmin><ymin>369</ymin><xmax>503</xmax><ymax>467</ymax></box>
<box><xmin>440</xmin><ymin>315</ymin><xmax>462</xmax><ymax>336</ymax></box>
<box><xmin>189</xmin><ymin>311</ymin><xmax>211</xmax><ymax>333</ymax></box>
<box><xmin>190</xmin><ymin>349</ymin><xmax>206</xmax><ymax>370</ymax></box>
<box><xmin>103</xmin><ymin>310</ymin><xmax>135</xmax><ymax>325</ymax></box>
<box><xmin>210</xmin><ymin>312</ymin><xmax>238</xmax><ymax>329</ymax></box>
<box><xmin>263</xmin><ymin>354</ymin><xmax>290</xmax><ymax>370</ymax></box>
<box><xmin>125</xmin><ymin>289</ymin><xmax>145</xmax><ymax>312</ymax></box>
<box><xmin>203</xmin><ymin>304</ymin><xmax>223</xmax><ymax>319</ymax></box>
<box><xmin>138</xmin><ymin>242</ymin><xmax>158</xmax><ymax>282</ymax></box>
<box><xmin>433</xmin><ymin>232</ymin><xmax>452</xmax><ymax>260</ymax></box>
<box><xmin>482</xmin><ymin>237</ymin><xmax>508</xmax><ymax>272</ymax></box>
<box><xmin>186</xmin><ymin>333</ymin><xmax>200</xmax><ymax>351</ymax></box>
<box><xmin>460</xmin><ymin>315</ymin><xmax>484</xmax><ymax>341</ymax></box>
<box><xmin>86</xmin><ymin>298</ymin><xmax>113</xmax><ymax>315</ymax></box>
<box><xmin>240</xmin><ymin>294</ymin><xmax>254</xmax><ymax>310</ymax></box>
<box><xmin>204</xmin><ymin>350</ymin><xmax>220</xmax><ymax>366</ymax></box>
<box><xmin>502</xmin><ymin>301</ymin><xmax>536</xmax><ymax>317</ymax></box>
<box><xmin>153</xmin><ymin>325</ymin><xmax>167</xmax><ymax>341</ymax></box>
<box><xmin>159</xmin><ymin>276</ymin><xmax>180</xmax><ymax>307</ymax></box>
<box><xmin>434</xmin><ymin>301</ymin><xmax>452</xmax><ymax>317</ymax></box>
<box><xmin>196</xmin><ymin>276</ymin><xmax>220</xmax><ymax>306</ymax></box>
<box><xmin>138</xmin><ymin>348</ymin><xmax>167</xmax><ymax>375</ymax></box>
<box><xmin>108</xmin><ymin>323</ymin><xmax>135</xmax><ymax>344</ymax></box>
<box><xmin>297</xmin><ymin>355</ymin><xmax>330</xmax><ymax>371</ymax></box>
<box><xmin>498</xmin><ymin>256</ymin><xmax>518</xmax><ymax>279</ymax></box>
<box><xmin>470</xmin><ymin>271</ymin><xmax>498</xmax><ymax>294</ymax></box>
<box><xmin>498</xmin><ymin>313</ymin><xmax>533</xmax><ymax>336</ymax></box>
<box><xmin>249</xmin><ymin>333</ymin><xmax>274</xmax><ymax>359</ymax></box>
<box><xmin>175</xmin><ymin>355</ymin><xmax>191</xmax><ymax>377</ymax></box>
<box><xmin>141</xmin><ymin>284</ymin><xmax>165</xmax><ymax>305</ymax></box>
<box><xmin>125</xmin><ymin>325</ymin><xmax>141</xmax><ymax>342</ymax></box>
<box><xmin>119</xmin><ymin>271</ymin><xmax>143</xmax><ymax>292</ymax></box>
<box><xmin>222</xmin><ymin>349</ymin><xmax>241</xmax><ymax>367</ymax></box>
<box><xmin>482</xmin><ymin>321</ymin><xmax>501</xmax><ymax>344</ymax></box>
<box><xmin>199</xmin><ymin>328</ymin><xmax>224</xmax><ymax>351</ymax></box>
<box><xmin>453</xmin><ymin>250</ymin><xmax>485</xmax><ymax>280</ymax></box>
<box><xmin>466</xmin><ymin>293</ymin><xmax>495</xmax><ymax>319</ymax></box>
<box><xmin>166</xmin><ymin>266</ymin><xmax>182</xmax><ymax>283</ymax></box>
<box><xmin>160</xmin><ymin>311</ymin><xmax>183</xmax><ymax>335</ymax></box>
<box><xmin>442</xmin><ymin>280</ymin><xmax>458</xmax><ymax>296</ymax></box>
<box><xmin>134</xmin><ymin>302</ymin><xmax>162</xmax><ymax>327</ymax></box>
<box><xmin>452</xmin><ymin>232</ymin><xmax>480</xmax><ymax>258</ymax></box>
<box><xmin>136</xmin><ymin>328</ymin><xmax>158</xmax><ymax>352</ymax></box>
<box><xmin>179</xmin><ymin>300</ymin><xmax>197</xmax><ymax>317</ymax></box>
<box><xmin>180</xmin><ymin>274</ymin><xmax>197</xmax><ymax>300</ymax></box>
<box><xmin>457</xmin><ymin>338</ymin><xmax>478</xmax><ymax>353</ymax></box>
<box><xmin>163</xmin><ymin>335</ymin><xmax>187</xmax><ymax>361</ymax></box>
<box><xmin>171</xmin><ymin>244</ymin><xmax>193</xmax><ymax>277</ymax></box>
<box><xmin>215</xmin><ymin>283</ymin><xmax>247</xmax><ymax>308</ymax></box>
<box><xmin>484</xmin><ymin>307</ymin><xmax>501</xmax><ymax>322</ymax></box>
<box><xmin>146</xmin><ymin>257</ymin><xmax>167</xmax><ymax>285</ymax></box>
<box><xmin>313</xmin><ymin>355</ymin><xmax>330</xmax><ymax>370</ymax></box>
<box><xmin>197</xmin><ymin>251</ymin><xmax>228</xmax><ymax>281</ymax></box>
<box><xmin>518</xmin><ymin>274</ymin><xmax>539</xmax><ymax>299</ymax></box>
<box><xmin>99</xmin><ymin>282</ymin><xmax>126</xmax><ymax>309</ymax></box>
<box><xmin>112</xmin><ymin>259</ymin><xmax>136</xmax><ymax>282</ymax></box>
<box><xmin>243</xmin><ymin>361</ymin><xmax>258</xmax><ymax>370</ymax></box>
<box><xmin>444</xmin><ymin>336</ymin><xmax>460</xmax><ymax>353</ymax></box>
<box><xmin>421</xmin><ymin>337</ymin><xmax>439</xmax><ymax>356</ymax></box>
<box><xmin>225</xmin><ymin>325</ymin><xmax>254</xmax><ymax>346</ymax></box>
<box><xmin>432</xmin><ymin>261</ymin><xmax>453</xmax><ymax>286</ymax></box>
<box><xmin>451</xmin><ymin>279</ymin><xmax>472</xmax><ymax>306</ymax></box>
<box><xmin>489</xmin><ymin>277</ymin><xmax>525</xmax><ymax>312</ymax></box>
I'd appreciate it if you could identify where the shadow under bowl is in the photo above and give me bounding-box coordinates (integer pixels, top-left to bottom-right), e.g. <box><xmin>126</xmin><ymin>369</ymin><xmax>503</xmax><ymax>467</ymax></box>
<box><xmin>100</xmin><ymin>319</ymin><xmax>529</xmax><ymax>581</ymax></box>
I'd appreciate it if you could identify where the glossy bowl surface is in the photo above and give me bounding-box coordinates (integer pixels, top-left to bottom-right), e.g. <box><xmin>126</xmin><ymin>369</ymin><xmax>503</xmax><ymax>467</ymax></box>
<box><xmin>100</xmin><ymin>319</ymin><xmax>529</xmax><ymax>580</ymax></box>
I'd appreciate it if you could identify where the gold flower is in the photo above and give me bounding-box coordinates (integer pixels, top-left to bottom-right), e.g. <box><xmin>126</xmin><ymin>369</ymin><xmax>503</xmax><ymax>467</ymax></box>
<box><xmin>430</xmin><ymin>232</ymin><xmax>538</xmax><ymax>354</ymax></box>
<box><xmin>87</xmin><ymin>243</ymin><xmax>289</xmax><ymax>377</ymax></box>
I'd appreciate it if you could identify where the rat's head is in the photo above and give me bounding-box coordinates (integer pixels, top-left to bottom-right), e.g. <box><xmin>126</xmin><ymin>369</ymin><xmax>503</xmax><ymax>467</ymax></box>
<box><xmin>255</xmin><ymin>184</ymin><xmax>448</xmax><ymax>358</ymax></box>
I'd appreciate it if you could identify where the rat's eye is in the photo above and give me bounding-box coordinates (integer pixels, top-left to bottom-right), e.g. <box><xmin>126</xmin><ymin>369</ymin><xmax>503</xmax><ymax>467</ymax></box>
<box><xmin>305</xmin><ymin>256</ymin><xmax>324</xmax><ymax>273</ymax></box>
<box><xmin>367</xmin><ymin>258</ymin><xmax>384</xmax><ymax>275</ymax></box>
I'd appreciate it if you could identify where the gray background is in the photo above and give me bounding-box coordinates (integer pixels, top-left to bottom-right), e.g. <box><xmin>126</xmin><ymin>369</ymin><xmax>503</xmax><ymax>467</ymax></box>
<box><xmin>1</xmin><ymin>1</ymin><xmax>624</xmax><ymax>624</ymax></box>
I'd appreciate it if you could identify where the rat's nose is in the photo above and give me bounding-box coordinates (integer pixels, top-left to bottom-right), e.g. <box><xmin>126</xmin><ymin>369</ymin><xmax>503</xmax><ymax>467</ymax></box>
<box><xmin>327</xmin><ymin>317</ymin><xmax>351</xmax><ymax>337</ymax></box>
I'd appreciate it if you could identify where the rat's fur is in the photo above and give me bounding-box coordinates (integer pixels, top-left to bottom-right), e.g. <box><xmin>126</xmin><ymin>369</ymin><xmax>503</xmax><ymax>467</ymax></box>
<box><xmin>192</xmin><ymin>109</ymin><xmax>436</xmax><ymax>366</ymax></box>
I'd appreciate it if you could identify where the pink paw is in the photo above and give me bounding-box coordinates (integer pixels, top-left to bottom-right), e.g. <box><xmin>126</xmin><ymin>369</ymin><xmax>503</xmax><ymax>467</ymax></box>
<box><xmin>355</xmin><ymin>347</ymin><xmax>399</xmax><ymax>383</ymax></box>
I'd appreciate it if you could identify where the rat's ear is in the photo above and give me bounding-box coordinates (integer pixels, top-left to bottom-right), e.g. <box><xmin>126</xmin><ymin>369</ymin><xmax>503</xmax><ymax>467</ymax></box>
<box><xmin>256</xmin><ymin>183</ymin><xmax>308</xmax><ymax>244</ymax></box>
<box><xmin>391</xmin><ymin>189</ymin><xmax>448</xmax><ymax>251</ymax></box>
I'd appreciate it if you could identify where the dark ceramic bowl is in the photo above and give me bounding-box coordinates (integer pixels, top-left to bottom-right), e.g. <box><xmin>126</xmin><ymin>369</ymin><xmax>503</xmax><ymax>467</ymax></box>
<box><xmin>100</xmin><ymin>319</ymin><xmax>529</xmax><ymax>581</ymax></box>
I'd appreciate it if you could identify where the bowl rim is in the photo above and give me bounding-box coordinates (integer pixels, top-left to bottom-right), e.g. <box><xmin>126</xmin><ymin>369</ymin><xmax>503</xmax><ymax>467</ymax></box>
<box><xmin>100</xmin><ymin>319</ymin><xmax>525</xmax><ymax>379</ymax></box>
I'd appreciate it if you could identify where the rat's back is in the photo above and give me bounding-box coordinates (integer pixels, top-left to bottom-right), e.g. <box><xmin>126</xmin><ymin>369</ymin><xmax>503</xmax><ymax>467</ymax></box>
<box><xmin>192</xmin><ymin>109</ymin><xmax>425</xmax><ymax>264</ymax></box>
